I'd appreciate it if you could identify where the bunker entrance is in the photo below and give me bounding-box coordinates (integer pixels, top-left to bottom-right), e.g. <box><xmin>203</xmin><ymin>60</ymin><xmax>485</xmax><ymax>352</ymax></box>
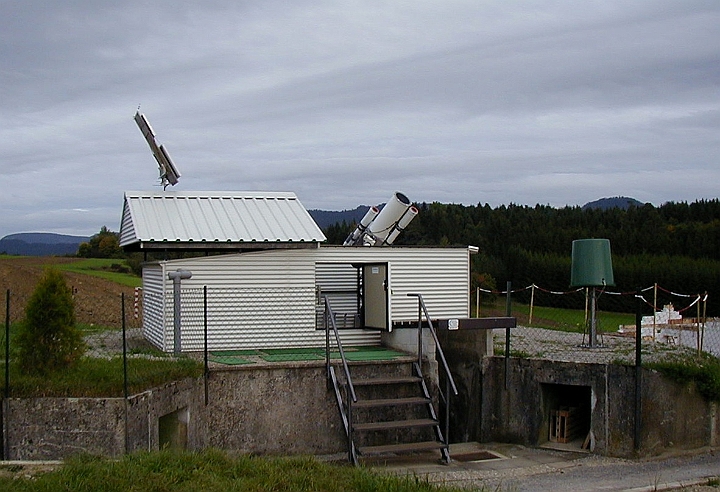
<box><xmin>159</xmin><ymin>407</ymin><xmax>189</xmax><ymax>450</ymax></box>
<box><xmin>541</xmin><ymin>383</ymin><xmax>591</xmax><ymax>450</ymax></box>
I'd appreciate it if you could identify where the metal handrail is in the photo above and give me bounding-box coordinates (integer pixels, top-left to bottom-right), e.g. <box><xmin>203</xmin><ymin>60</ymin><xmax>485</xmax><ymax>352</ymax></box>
<box><xmin>324</xmin><ymin>296</ymin><xmax>357</xmax><ymax>402</ymax></box>
<box><xmin>407</xmin><ymin>293</ymin><xmax>459</xmax><ymax>397</ymax></box>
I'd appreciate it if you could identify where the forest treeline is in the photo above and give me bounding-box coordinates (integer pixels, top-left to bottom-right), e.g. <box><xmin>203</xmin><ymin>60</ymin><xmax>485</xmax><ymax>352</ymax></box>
<box><xmin>323</xmin><ymin>199</ymin><xmax>720</xmax><ymax>315</ymax></box>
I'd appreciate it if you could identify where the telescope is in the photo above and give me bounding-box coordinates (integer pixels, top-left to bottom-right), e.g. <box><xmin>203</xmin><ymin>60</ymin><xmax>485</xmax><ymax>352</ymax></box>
<box><xmin>343</xmin><ymin>192</ymin><xmax>418</xmax><ymax>246</ymax></box>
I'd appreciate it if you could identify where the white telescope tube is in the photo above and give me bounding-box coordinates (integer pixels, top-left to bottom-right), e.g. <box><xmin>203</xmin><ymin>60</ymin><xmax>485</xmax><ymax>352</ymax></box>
<box><xmin>343</xmin><ymin>206</ymin><xmax>379</xmax><ymax>245</ymax></box>
<box><xmin>384</xmin><ymin>205</ymin><xmax>418</xmax><ymax>245</ymax></box>
<box><xmin>366</xmin><ymin>192</ymin><xmax>411</xmax><ymax>245</ymax></box>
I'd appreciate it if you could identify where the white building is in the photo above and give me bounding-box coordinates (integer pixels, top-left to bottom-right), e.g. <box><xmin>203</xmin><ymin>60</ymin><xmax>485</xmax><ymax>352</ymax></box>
<box><xmin>120</xmin><ymin>191</ymin><xmax>474</xmax><ymax>353</ymax></box>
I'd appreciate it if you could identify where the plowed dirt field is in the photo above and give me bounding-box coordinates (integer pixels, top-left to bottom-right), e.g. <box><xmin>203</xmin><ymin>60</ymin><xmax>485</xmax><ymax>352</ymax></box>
<box><xmin>0</xmin><ymin>256</ymin><xmax>140</xmax><ymax>328</ymax></box>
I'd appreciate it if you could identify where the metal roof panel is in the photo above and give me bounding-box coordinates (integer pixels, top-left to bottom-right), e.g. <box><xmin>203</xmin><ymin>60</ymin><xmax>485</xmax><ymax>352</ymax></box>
<box><xmin>120</xmin><ymin>191</ymin><xmax>326</xmax><ymax>248</ymax></box>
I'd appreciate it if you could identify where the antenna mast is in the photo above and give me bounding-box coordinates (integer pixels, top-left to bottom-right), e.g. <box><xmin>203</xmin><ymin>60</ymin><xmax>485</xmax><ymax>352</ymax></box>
<box><xmin>134</xmin><ymin>111</ymin><xmax>181</xmax><ymax>189</ymax></box>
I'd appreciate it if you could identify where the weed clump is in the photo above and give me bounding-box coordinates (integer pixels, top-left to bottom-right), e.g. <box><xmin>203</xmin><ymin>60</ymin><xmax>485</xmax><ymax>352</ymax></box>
<box><xmin>647</xmin><ymin>352</ymin><xmax>720</xmax><ymax>403</ymax></box>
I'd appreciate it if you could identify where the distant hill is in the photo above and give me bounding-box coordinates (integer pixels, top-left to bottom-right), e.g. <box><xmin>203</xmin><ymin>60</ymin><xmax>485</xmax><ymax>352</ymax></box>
<box><xmin>582</xmin><ymin>196</ymin><xmax>645</xmax><ymax>211</ymax></box>
<box><xmin>308</xmin><ymin>206</ymin><xmax>369</xmax><ymax>229</ymax></box>
<box><xmin>0</xmin><ymin>233</ymin><xmax>89</xmax><ymax>256</ymax></box>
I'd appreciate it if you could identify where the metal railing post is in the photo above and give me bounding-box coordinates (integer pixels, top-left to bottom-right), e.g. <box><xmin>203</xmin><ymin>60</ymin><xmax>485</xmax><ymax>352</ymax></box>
<box><xmin>445</xmin><ymin>375</ymin><xmax>451</xmax><ymax>446</ymax></box>
<box><xmin>417</xmin><ymin>298</ymin><xmax>423</xmax><ymax>369</ymax></box>
<box><xmin>324</xmin><ymin>296</ymin><xmax>356</xmax><ymax>402</ymax></box>
<box><xmin>407</xmin><ymin>294</ymin><xmax>458</xmax><ymax>397</ymax></box>
<box><xmin>347</xmin><ymin>383</ymin><xmax>354</xmax><ymax>464</ymax></box>
<box><xmin>325</xmin><ymin>306</ymin><xmax>330</xmax><ymax>390</ymax></box>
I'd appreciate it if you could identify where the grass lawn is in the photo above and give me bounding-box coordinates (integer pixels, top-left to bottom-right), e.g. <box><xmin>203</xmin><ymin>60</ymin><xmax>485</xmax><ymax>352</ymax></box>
<box><xmin>1</xmin><ymin>322</ymin><xmax>202</xmax><ymax>397</ymax></box>
<box><xmin>0</xmin><ymin>449</ymin><xmax>466</xmax><ymax>492</ymax></box>
<box><xmin>56</xmin><ymin>258</ymin><xmax>142</xmax><ymax>288</ymax></box>
<box><xmin>2</xmin><ymin>356</ymin><xmax>203</xmax><ymax>398</ymax></box>
<box><xmin>479</xmin><ymin>300</ymin><xmax>635</xmax><ymax>333</ymax></box>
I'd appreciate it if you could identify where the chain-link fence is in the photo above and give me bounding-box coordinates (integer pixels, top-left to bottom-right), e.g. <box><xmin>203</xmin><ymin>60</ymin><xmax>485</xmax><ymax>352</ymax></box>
<box><xmin>3</xmin><ymin>279</ymin><xmax>716</xmax><ymax>394</ymax></box>
<box><xmin>141</xmin><ymin>286</ymin><xmax>320</xmax><ymax>355</ymax></box>
<box><xmin>0</xmin><ymin>288</ymin><xmax>199</xmax><ymax>402</ymax></box>
<box><xmin>477</xmin><ymin>283</ymin><xmax>717</xmax><ymax>365</ymax></box>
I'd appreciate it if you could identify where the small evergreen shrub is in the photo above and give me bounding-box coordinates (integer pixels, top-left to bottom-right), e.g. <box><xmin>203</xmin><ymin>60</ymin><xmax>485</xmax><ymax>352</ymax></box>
<box><xmin>16</xmin><ymin>268</ymin><xmax>86</xmax><ymax>375</ymax></box>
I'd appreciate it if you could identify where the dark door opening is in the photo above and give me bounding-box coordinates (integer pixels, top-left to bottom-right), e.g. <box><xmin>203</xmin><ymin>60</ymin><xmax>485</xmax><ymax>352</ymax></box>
<box><xmin>541</xmin><ymin>383</ymin><xmax>591</xmax><ymax>450</ymax></box>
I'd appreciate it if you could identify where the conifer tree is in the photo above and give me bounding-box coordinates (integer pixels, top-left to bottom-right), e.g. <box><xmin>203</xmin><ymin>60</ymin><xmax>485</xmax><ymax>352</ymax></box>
<box><xmin>17</xmin><ymin>268</ymin><xmax>85</xmax><ymax>375</ymax></box>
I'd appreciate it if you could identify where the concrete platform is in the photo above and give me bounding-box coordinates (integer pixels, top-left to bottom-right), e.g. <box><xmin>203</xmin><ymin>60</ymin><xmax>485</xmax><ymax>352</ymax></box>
<box><xmin>360</xmin><ymin>442</ymin><xmax>719</xmax><ymax>491</ymax></box>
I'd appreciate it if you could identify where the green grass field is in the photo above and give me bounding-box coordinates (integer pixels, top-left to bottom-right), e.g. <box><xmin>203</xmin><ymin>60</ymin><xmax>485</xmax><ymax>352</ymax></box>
<box><xmin>0</xmin><ymin>449</ymin><xmax>467</xmax><ymax>492</ymax></box>
<box><xmin>478</xmin><ymin>300</ymin><xmax>635</xmax><ymax>333</ymax></box>
<box><xmin>56</xmin><ymin>258</ymin><xmax>142</xmax><ymax>287</ymax></box>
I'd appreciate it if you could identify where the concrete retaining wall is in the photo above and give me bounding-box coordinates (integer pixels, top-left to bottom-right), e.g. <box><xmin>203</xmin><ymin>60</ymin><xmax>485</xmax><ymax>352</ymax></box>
<box><xmin>203</xmin><ymin>363</ymin><xmax>346</xmax><ymax>455</ymax></box>
<box><xmin>479</xmin><ymin>357</ymin><xmax>720</xmax><ymax>457</ymax></box>
<box><xmin>1</xmin><ymin>363</ymin><xmax>351</xmax><ymax>460</ymax></box>
<box><xmin>4</xmin><ymin>356</ymin><xmax>719</xmax><ymax>460</ymax></box>
<box><xmin>3</xmin><ymin>377</ymin><xmax>205</xmax><ymax>460</ymax></box>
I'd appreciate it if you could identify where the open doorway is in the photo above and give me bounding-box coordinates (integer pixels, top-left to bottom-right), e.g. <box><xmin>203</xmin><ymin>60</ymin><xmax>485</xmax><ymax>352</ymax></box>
<box><xmin>159</xmin><ymin>407</ymin><xmax>189</xmax><ymax>450</ymax></box>
<box><xmin>541</xmin><ymin>383</ymin><xmax>591</xmax><ymax>450</ymax></box>
<box><xmin>315</xmin><ymin>262</ymin><xmax>390</xmax><ymax>331</ymax></box>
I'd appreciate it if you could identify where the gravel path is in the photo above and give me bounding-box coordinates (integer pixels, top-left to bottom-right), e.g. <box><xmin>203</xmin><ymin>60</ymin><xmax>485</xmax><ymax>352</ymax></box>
<box><xmin>493</xmin><ymin>326</ymin><xmax>703</xmax><ymax>365</ymax></box>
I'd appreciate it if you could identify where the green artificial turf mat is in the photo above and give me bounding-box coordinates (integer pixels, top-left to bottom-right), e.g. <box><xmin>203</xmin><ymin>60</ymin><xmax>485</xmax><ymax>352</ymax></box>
<box><xmin>210</xmin><ymin>349</ymin><xmax>261</xmax><ymax>356</ymax></box>
<box><xmin>209</xmin><ymin>346</ymin><xmax>406</xmax><ymax>364</ymax></box>
<box><xmin>209</xmin><ymin>355</ymin><xmax>255</xmax><ymax>365</ymax></box>
<box><xmin>261</xmin><ymin>347</ymin><xmax>324</xmax><ymax>355</ymax></box>
<box><xmin>258</xmin><ymin>353</ymin><xmax>325</xmax><ymax>362</ymax></box>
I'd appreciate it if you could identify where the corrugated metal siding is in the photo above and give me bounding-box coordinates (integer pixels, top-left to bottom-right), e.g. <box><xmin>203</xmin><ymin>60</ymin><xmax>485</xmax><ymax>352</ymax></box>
<box><xmin>119</xmin><ymin>191</ymin><xmax>325</xmax><ymax>247</ymax></box>
<box><xmin>177</xmin><ymin>286</ymin><xmax>321</xmax><ymax>351</ymax></box>
<box><xmin>158</xmin><ymin>250</ymin><xmax>315</xmax><ymax>288</ymax></box>
<box><xmin>119</xmin><ymin>199</ymin><xmax>136</xmax><ymax>247</ymax></box>
<box><xmin>316</xmin><ymin>262</ymin><xmax>358</xmax><ymax>323</ymax></box>
<box><xmin>151</xmin><ymin>250</ymin><xmax>323</xmax><ymax>351</ymax></box>
<box><xmin>312</xmin><ymin>247</ymin><xmax>470</xmax><ymax>322</ymax></box>
<box><xmin>141</xmin><ymin>264</ymin><xmax>168</xmax><ymax>351</ymax></box>
<box><xmin>141</xmin><ymin>247</ymin><xmax>469</xmax><ymax>352</ymax></box>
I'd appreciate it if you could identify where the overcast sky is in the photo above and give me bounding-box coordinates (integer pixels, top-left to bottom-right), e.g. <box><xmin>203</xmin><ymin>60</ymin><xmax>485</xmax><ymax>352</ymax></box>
<box><xmin>1</xmin><ymin>1</ymin><xmax>719</xmax><ymax>239</ymax></box>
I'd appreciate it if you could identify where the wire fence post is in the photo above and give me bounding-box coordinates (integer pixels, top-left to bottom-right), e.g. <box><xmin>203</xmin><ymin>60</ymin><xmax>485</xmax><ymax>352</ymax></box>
<box><xmin>121</xmin><ymin>293</ymin><xmax>129</xmax><ymax>455</ymax></box>
<box><xmin>504</xmin><ymin>281</ymin><xmax>511</xmax><ymax>390</ymax></box>
<box><xmin>204</xmin><ymin>286</ymin><xmax>209</xmax><ymax>406</ymax></box>
<box><xmin>4</xmin><ymin>289</ymin><xmax>9</xmax><ymax>399</ymax></box>
<box><xmin>529</xmin><ymin>283</ymin><xmax>535</xmax><ymax>325</ymax></box>
<box><xmin>634</xmin><ymin>287</ymin><xmax>642</xmax><ymax>452</ymax></box>
<box><xmin>3</xmin><ymin>289</ymin><xmax>9</xmax><ymax>461</ymax></box>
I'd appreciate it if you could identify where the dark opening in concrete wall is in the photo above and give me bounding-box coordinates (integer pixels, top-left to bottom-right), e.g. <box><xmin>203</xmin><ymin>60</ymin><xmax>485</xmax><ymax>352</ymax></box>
<box><xmin>541</xmin><ymin>383</ymin><xmax>591</xmax><ymax>449</ymax></box>
<box><xmin>159</xmin><ymin>407</ymin><xmax>189</xmax><ymax>450</ymax></box>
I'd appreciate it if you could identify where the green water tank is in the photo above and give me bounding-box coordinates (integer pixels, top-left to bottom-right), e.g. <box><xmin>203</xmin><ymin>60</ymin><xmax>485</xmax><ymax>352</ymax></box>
<box><xmin>570</xmin><ymin>239</ymin><xmax>615</xmax><ymax>287</ymax></box>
